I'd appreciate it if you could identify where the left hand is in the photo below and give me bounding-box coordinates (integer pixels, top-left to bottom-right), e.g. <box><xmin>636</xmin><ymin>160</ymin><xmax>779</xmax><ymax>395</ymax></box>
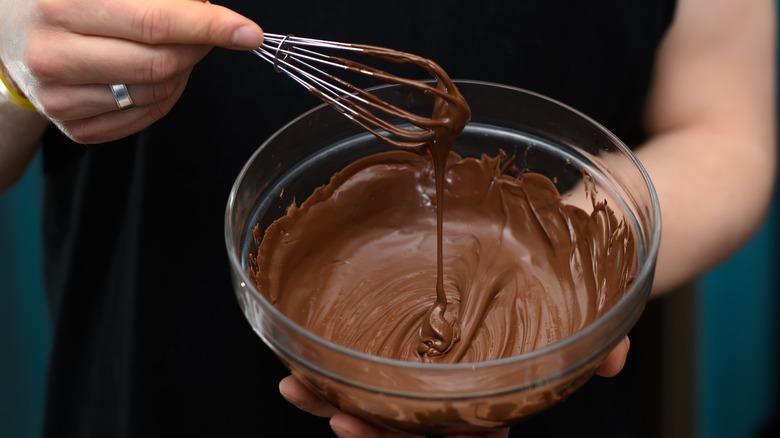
<box><xmin>279</xmin><ymin>375</ymin><xmax>510</xmax><ymax>438</ymax></box>
<box><xmin>278</xmin><ymin>336</ymin><xmax>630</xmax><ymax>438</ymax></box>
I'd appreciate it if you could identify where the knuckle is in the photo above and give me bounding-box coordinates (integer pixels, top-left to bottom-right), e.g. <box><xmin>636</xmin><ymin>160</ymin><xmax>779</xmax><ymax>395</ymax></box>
<box><xmin>145</xmin><ymin>51</ymin><xmax>179</xmax><ymax>83</ymax></box>
<box><xmin>132</xmin><ymin>4</ymin><xmax>172</xmax><ymax>44</ymax></box>
<box><xmin>25</xmin><ymin>48</ymin><xmax>59</xmax><ymax>82</ymax></box>
<box><xmin>38</xmin><ymin>94</ymin><xmax>69</xmax><ymax>120</ymax></box>
<box><xmin>36</xmin><ymin>0</ymin><xmax>66</xmax><ymax>24</ymax></box>
<box><xmin>61</xmin><ymin>122</ymin><xmax>100</xmax><ymax>145</ymax></box>
<box><xmin>150</xmin><ymin>79</ymin><xmax>180</xmax><ymax>103</ymax></box>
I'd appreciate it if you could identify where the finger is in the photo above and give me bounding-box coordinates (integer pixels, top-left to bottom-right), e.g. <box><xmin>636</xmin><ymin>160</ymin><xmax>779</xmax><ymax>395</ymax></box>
<box><xmin>56</xmin><ymin>107</ymin><xmax>163</xmax><ymax>144</ymax></box>
<box><xmin>53</xmin><ymin>77</ymin><xmax>188</xmax><ymax>144</ymax></box>
<box><xmin>44</xmin><ymin>0</ymin><xmax>264</xmax><ymax>49</ymax></box>
<box><xmin>331</xmin><ymin>414</ymin><xmax>509</xmax><ymax>438</ymax></box>
<box><xmin>595</xmin><ymin>336</ymin><xmax>631</xmax><ymax>377</ymax></box>
<box><xmin>330</xmin><ymin>413</ymin><xmax>422</xmax><ymax>438</ymax></box>
<box><xmin>32</xmin><ymin>32</ymin><xmax>210</xmax><ymax>84</ymax></box>
<box><xmin>279</xmin><ymin>375</ymin><xmax>340</xmax><ymax>418</ymax></box>
<box><xmin>40</xmin><ymin>75</ymin><xmax>188</xmax><ymax>121</ymax></box>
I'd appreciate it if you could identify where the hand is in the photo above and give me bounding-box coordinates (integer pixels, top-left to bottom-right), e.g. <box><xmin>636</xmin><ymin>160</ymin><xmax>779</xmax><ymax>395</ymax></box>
<box><xmin>279</xmin><ymin>336</ymin><xmax>630</xmax><ymax>437</ymax></box>
<box><xmin>0</xmin><ymin>0</ymin><xmax>263</xmax><ymax>144</ymax></box>
<box><xmin>279</xmin><ymin>375</ymin><xmax>510</xmax><ymax>438</ymax></box>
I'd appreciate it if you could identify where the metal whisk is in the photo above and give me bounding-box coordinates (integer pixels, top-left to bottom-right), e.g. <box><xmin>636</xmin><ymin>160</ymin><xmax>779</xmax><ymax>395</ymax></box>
<box><xmin>252</xmin><ymin>33</ymin><xmax>464</xmax><ymax>151</ymax></box>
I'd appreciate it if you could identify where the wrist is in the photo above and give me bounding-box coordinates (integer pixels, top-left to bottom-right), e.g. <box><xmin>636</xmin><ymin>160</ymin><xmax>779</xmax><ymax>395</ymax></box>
<box><xmin>0</xmin><ymin>59</ymin><xmax>36</xmax><ymax>111</ymax></box>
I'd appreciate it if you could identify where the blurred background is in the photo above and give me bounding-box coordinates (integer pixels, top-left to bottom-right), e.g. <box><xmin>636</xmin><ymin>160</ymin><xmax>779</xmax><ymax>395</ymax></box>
<box><xmin>1</xmin><ymin>11</ymin><xmax>779</xmax><ymax>438</ymax></box>
<box><xmin>0</xmin><ymin>153</ymin><xmax>50</xmax><ymax>438</ymax></box>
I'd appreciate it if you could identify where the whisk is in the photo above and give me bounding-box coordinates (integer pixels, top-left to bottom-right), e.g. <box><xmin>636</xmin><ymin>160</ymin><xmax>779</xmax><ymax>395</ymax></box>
<box><xmin>252</xmin><ymin>33</ymin><xmax>468</xmax><ymax>151</ymax></box>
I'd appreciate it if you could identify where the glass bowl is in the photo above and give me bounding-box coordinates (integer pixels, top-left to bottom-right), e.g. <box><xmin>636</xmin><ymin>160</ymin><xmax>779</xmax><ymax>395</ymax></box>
<box><xmin>225</xmin><ymin>80</ymin><xmax>661</xmax><ymax>435</ymax></box>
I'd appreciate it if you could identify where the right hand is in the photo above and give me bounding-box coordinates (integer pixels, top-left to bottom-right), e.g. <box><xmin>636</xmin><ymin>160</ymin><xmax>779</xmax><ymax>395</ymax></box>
<box><xmin>0</xmin><ymin>0</ymin><xmax>263</xmax><ymax>144</ymax></box>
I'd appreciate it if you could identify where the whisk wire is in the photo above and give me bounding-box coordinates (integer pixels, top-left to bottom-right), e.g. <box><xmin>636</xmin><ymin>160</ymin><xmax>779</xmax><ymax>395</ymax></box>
<box><xmin>253</xmin><ymin>33</ymin><xmax>449</xmax><ymax>150</ymax></box>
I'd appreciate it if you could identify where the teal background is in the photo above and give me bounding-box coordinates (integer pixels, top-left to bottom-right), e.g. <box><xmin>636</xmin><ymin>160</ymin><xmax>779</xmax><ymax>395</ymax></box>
<box><xmin>0</xmin><ymin>153</ymin><xmax>50</xmax><ymax>438</ymax></box>
<box><xmin>698</xmin><ymin>199</ymin><xmax>779</xmax><ymax>438</ymax></box>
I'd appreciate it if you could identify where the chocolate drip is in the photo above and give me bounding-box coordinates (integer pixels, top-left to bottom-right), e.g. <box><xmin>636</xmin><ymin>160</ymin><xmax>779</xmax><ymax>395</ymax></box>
<box><xmin>303</xmin><ymin>44</ymin><xmax>472</xmax><ymax>358</ymax></box>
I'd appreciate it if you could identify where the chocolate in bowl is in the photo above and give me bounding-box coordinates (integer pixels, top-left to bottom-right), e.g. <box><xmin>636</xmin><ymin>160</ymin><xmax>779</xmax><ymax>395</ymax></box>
<box><xmin>224</xmin><ymin>80</ymin><xmax>661</xmax><ymax>435</ymax></box>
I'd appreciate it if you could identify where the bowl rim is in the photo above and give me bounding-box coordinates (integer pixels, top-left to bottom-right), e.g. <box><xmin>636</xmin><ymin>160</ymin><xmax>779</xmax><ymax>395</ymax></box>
<box><xmin>224</xmin><ymin>79</ymin><xmax>662</xmax><ymax>372</ymax></box>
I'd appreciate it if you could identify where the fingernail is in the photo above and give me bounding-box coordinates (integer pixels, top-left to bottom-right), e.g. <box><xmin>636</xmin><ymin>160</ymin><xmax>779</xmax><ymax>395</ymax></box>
<box><xmin>232</xmin><ymin>26</ymin><xmax>264</xmax><ymax>48</ymax></box>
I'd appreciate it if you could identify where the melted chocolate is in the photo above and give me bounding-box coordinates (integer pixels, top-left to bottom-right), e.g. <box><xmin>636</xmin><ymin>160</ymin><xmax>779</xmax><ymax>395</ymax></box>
<box><xmin>248</xmin><ymin>150</ymin><xmax>636</xmax><ymax>363</ymax></box>
<box><xmin>248</xmin><ymin>42</ymin><xmax>634</xmax><ymax>364</ymax></box>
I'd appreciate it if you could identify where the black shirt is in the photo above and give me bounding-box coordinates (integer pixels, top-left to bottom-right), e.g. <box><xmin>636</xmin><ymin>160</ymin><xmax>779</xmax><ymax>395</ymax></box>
<box><xmin>41</xmin><ymin>1</ymin><xmax>676</xmax><ymax>436</ymax></box>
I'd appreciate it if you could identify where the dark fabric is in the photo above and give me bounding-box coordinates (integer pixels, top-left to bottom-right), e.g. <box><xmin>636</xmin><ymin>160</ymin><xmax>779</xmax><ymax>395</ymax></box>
<box><xmin>40</xmin><ymin>1</ymin><xmax>677</xmax><ymax>437</ymax></box>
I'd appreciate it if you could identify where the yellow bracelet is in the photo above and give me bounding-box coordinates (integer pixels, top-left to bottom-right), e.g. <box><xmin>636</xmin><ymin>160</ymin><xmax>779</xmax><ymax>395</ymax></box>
<box><xmin>0</xmin><ymin>68</ymin><xmax>36</xmax><ymax>111</ymax></box>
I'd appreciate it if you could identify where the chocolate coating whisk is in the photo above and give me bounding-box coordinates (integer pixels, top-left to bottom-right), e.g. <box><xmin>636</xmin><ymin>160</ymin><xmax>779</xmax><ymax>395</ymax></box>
<box><xmin>253</xmin><ymin>33</ymin><xmax>468</xmax><ymax>151</ymax></box>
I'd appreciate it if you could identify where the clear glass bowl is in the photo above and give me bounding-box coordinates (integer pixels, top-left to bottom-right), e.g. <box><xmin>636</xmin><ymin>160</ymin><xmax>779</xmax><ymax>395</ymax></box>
<box><xmin>225</xmin><ymin>80</ymin><xmax>661</xmax><ymax>435</ymax></box>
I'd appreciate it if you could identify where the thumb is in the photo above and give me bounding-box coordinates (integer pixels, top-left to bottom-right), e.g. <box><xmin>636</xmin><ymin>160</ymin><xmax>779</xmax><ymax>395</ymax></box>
<box><xmin>69</xmin><ymin>0</ymin><xmax>264</xmax><ymax>50</ymax></box>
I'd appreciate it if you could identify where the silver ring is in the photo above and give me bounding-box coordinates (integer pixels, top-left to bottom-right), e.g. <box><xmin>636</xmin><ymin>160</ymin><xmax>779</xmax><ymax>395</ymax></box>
<box><xmin>109</xmin><ymin>84</ymin><xmax>135</xmax><ymax>111</ymax></box>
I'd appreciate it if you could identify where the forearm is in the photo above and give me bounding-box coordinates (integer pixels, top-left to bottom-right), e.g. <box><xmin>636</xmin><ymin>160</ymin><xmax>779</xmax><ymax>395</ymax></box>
<box><xmin>637</xmin><ymin>125</ymin><xmax>776</xmax><ymax>297</ymax></box>
<box><xmin>0</xmin><ymin>6</ymin><xmax>47</xmax><ymax>191</ymax></box>
<box><xmin>637</xmin><ymin>0</ymin><xmax>776</xmax><ymax>298</ymax></box>
<box><xmin>0</xmin><ymin>97</ymin><xmax>48</xmax><ymax>192</ymax></box>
